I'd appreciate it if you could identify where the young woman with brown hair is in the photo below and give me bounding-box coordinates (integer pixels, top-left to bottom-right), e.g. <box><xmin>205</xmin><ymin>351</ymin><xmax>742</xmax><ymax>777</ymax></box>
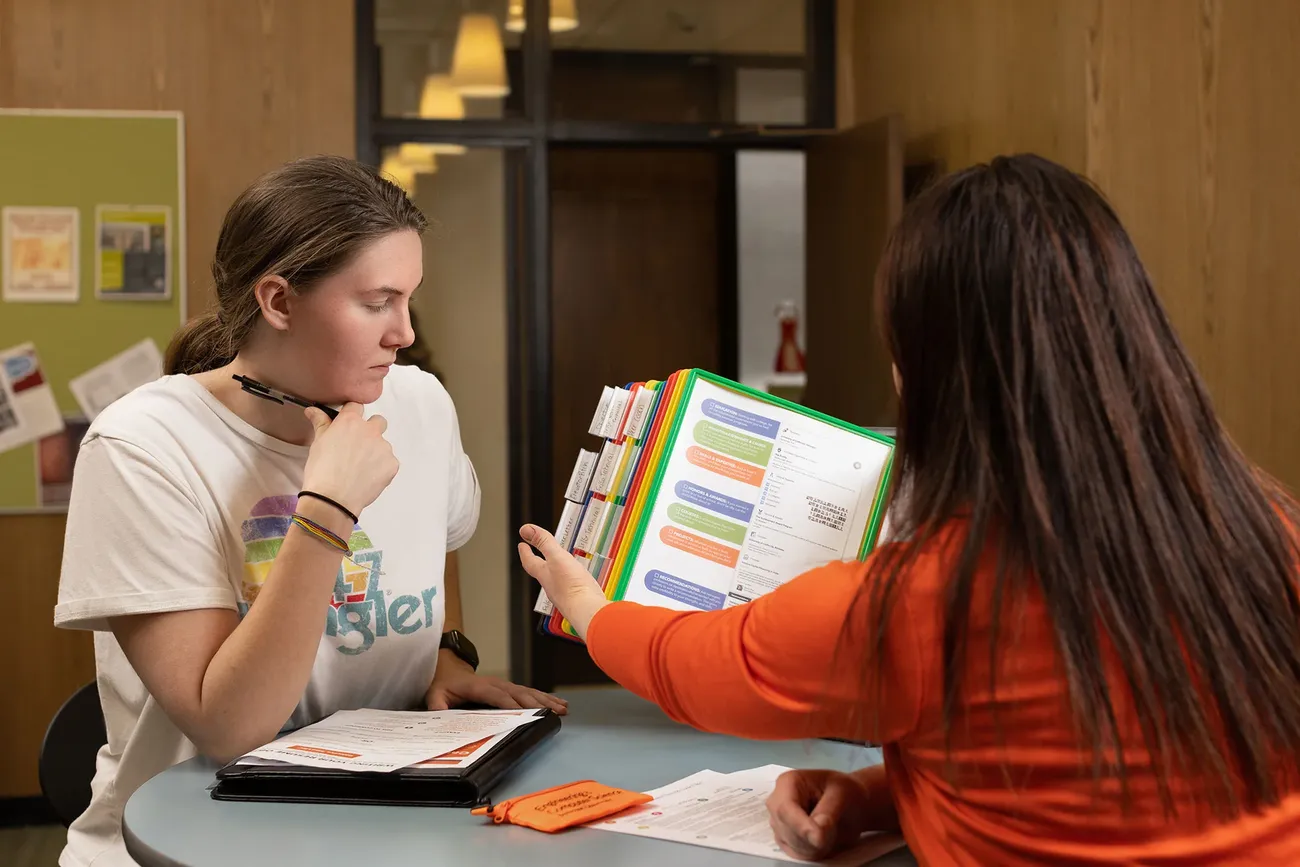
<box><xmin>55</xmin><ymin>155</ymin><xmax>563</xmax><ymax>867</ymax></box>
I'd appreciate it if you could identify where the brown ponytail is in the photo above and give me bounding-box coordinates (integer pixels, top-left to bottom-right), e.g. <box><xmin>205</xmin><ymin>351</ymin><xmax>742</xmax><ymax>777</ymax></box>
<box><xmin>165</xmin><ymin>154</ymin><xmax>427</xmax><ymax>376</ymax></box>
<box><xmin>165</xmin><ymin>309</ymin><xmax>234</xmax><ymax>375</ymax></box>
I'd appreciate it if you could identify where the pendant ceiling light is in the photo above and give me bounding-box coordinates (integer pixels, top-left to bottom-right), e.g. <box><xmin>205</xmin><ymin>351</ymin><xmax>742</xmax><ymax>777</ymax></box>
<box><xmin>414</xmin><ymin>73</ymin><xmax>468</xmax><ymax>156</ymax></box>
<box><xmin>398</xmin><ymin>144</ymin><xmax>438</xmax><ymax>174</ymax></box>
<box><xmin>451</xmin><ymin>13</ymin><xmax>510</xmax><ymax>98</ymax></box>
<box><xmin>505</xmin><ymin>0</ymin><xmax>579</xmax><ymax>33</ymax></box>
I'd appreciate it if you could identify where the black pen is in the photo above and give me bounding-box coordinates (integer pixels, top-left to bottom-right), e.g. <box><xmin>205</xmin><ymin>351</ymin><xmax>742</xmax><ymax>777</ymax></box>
<box><xmin>232</xmin><ymin>374</ymin><xmax>340</xmax><ymax>420</ymax></box>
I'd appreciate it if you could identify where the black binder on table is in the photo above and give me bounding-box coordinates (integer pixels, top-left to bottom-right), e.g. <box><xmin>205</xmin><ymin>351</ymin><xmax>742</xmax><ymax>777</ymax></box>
<box><xmin>209</xmin><ymin>708</ymin><xmax>562</xmax><ymax>808</ymax></box>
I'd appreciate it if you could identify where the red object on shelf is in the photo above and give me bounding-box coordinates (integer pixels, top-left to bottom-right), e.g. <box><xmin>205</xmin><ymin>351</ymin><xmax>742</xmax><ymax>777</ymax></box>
<box><xmin>774</xmin><ymin>300</ymin><xmax>805</xmax><ymax>373</ymax></box>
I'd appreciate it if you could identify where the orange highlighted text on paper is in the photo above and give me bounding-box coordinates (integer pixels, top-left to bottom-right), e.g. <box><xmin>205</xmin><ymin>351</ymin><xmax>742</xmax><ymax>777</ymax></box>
<box><xmin>416</xmin><ymin>735</ymin><xmax>493</xmax><ymax>766</ymax></box>
<box><xmin>685</xmin><ymin>445</ymin><xmax>765</xmax><ymax>486</ymax></box>
<box><xmin>288</xmin><ymin>745</ymin><xmax>362</xmax><ymax>758</ymax></box>
<box><xmin>660</xmin><ymin>526</ymin><xmax>741</xmax><ymax>567</ymax></box>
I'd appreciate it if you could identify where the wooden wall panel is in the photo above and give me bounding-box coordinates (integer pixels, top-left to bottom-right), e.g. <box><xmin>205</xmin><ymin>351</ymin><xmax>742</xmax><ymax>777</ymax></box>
<box><xmin>839</xmin><ymin>0</ymin><xmax>1300</xmax><ymax>491</ymax></box>
<box><xmin>0</xmin><ymin>0</ymin><xmax>354</xmax><ymax>799</ymax></box>
<box><xmin>1086</xmin><ymin>0</ymin><xmax>1300</xmax><ymax>490</ymax></box>
<box><xmin>840</xmin><ymin>0</ymin><xmax>1089</xmax><ymax>172</ymax></box>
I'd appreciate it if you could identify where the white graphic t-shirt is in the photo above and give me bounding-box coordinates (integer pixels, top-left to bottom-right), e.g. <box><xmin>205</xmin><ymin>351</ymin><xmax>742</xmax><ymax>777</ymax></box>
<box><xmin>53</xmin><ymin>364</ymin><xmax>479</xmax><ymax>867</ymax></box>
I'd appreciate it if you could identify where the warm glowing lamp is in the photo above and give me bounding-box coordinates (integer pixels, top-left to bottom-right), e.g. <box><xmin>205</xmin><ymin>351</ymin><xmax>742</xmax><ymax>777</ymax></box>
<box><xmin>398</xmin><ymin>144</ymin><xmax>438</xmax><ymax>174</ymax></box>
<box><xmin>451</xmin><ymin>14</ymin><xmax>510</xmax><ymax>98</ymax></box>
<box><xmin>505</xmin><ymin>0</ymin><xmax>579</xmax><ymax>33</ymax></box>
<box><xmin>415</xmin><ymin>73</ymin><xmax>469</xmax><ymax>156</ymax></box>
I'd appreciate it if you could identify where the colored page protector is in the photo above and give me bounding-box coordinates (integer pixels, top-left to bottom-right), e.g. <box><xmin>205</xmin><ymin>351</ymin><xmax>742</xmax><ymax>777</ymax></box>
<box><xmin>600</xmin><ymin>370</ymin><xmax>698</xmax><ymax>605</ymax></box>
<box><xmin>539</xmin><ymin>382</ymin><xmax>646</xmax><ymax>637</ymax></box>
<box><xmin>611</xmin><ymin>370</ymin><xmax>894</xmax><ymax>613</ymax></box>
<box><xmin>555</xmin><ymin>373</ymin><xmax>685</xmax><ymax>639</ymax></box>
<box><xmin>548</xmin><ymin>387</ymin><xmax>670</xmax><ymax>636</ymax></box>
<box><xmin>611</xmin><ymin>382</ymin><xmax>643</xmax><ymax>443</ymax></box>
<box><xmin>607</xmin><ymin>443</ymin><xmax>641</xmax><ymax>507</ymax></box>
<box><xmin>588</xmin><ymin>490</ymin><xmax>625</xmax><ymax>561</ymax></box>
<box><xmin>546</xmin><ymin>381</ymin><xmax>668</xmax><ymax>637</ymax></box>
<box><xmin>599</xmin><ymin>373</ymin><xmax>687</xmax><ymax>590</ymax></box>
<box><xmin>585</xmin><ymin>396</ymin><xmax>660</xmax><ymax>582</ymax></box>
<box><xmin>589</xmin><ymin>398</ymin><xmax>657</xmax><ymax>557</ymax></box>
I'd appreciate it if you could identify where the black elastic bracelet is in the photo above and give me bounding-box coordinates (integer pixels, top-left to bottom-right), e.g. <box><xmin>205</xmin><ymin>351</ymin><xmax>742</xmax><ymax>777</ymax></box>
<box><xmin>297</xmin><ymin>490</ymin><xmax>359</xmax><ymax>525</ymax></box>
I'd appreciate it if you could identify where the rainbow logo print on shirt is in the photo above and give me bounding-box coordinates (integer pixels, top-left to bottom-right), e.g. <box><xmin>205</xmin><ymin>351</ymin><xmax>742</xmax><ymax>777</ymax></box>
<box><xmin>240</xmin><ymin>495</ymin><xmax>439</xmax><ymax>656</ymax></box>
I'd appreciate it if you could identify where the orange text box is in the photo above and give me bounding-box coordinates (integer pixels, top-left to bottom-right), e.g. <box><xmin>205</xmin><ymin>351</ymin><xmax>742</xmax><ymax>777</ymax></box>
<box><xmin>288</xmin><ymin>745</ymin><xmax>361</xmax><ymax>758</ymax></box>
<box><xmin>685</xmin><ymin>445</ymin><xmax>765</xmax><ymax>486</ymax></box>
<box><xmin>660</xmin><ymin>526</ymin><xmax>741</xmax><ymax>567</ymax></box>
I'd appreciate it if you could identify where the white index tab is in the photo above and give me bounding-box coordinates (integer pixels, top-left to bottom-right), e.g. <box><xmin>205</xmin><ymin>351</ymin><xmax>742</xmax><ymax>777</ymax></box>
<box><xmin>589</xmin><ymin>440</ymin><xmax>620</xmax><ymax>496</ymax></box>
<box><xmin>573</xmin><ymin>498</ymin><xmax>608</xmax><ymax>554</ymax></box>
<box><xmin>563</xmin><ymin>449</ymin><xmax>599</xmax><ymax>502</ymax></box>
<box><xmin>600</xmin><ymin>387</ymin><xmax>632</xmax><ymax>439</ymax></box>
<box><xmin>587</xmin><ymin>386</ymin><xmax>615</xmax><ymax>437</ymax></box>
<box><xmin>554</xmin><ymin>499</ymin><xmax>585</xmax><ymax>550</ymax></box>
<box><xmin>623</xmin><ymin>385</ymin><xmax>657</xmax><ymax>440</ymax></box>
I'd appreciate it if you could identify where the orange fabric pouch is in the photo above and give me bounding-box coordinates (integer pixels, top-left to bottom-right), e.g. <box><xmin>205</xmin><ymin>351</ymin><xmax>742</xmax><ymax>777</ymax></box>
<box><xmin>470</xmin><ymin>780</ymin><xmax>651</xmax><ymax>833</ymax></box>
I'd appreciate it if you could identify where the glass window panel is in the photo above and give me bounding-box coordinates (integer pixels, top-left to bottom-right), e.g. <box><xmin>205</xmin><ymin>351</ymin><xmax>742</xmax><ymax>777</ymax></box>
<box><xmin>385</xmin><ymin>144</ymin><xmax>514</xmax><ymax>676</ymax></box>
<box><xmin>376</xmin><ymin>0</ymin><xmax>524</xmax><ymax>119</ymax></box>
<box><xmin>545</xmin><ymin>0</ymin><xmax>807</xmax><ymax>124</ymax></box>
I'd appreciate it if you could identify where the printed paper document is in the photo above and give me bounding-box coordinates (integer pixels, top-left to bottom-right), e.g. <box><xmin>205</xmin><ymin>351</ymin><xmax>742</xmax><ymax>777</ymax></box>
<box><xmin>0</xmin><ymin>342</ymin><xmax>63</xmax><ymax>455</ymax></box>
<box><xmin>242</xmin><ymin>708</ymin><xmax>543</xmax><ymax>773</ymax></box>
<box><xmin>67</xmin><ymin>338</ymin><xmax>162</xmax><ymax>420</ymax></box>
<box><xmin>591</xmin><ymin>764</ymin><xmax>904</xmax><ymax>864</ymax></box>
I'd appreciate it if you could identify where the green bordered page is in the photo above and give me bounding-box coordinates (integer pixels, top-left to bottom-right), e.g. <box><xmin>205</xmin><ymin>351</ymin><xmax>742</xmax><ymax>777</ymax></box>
<box><xmin>607</xmin><ymin>369</ymin><xmax>895</xmax><ymax>611</ymax></box>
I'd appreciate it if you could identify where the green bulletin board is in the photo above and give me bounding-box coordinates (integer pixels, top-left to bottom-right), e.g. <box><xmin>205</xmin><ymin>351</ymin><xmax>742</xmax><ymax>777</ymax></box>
<box><xmin>0</xmin><ymin>109</ymin><xmax>185</xmax><ymax>513</ymax></box>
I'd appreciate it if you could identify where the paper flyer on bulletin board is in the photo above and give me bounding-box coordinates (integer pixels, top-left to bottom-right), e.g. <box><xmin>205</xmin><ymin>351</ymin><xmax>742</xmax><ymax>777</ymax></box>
<box><xmin>0</xmin><ymin>109</ymin><xmax>186</xmax><ymax>514</ymax></box>
<box><xmin>96</xmin><ymin>205</ymin><xmax>172</xmax><ymax>300</ymax></box>
<box><xmin>2</xmin><ymin>207</ymin><xmax>80</xmax><ymax>303</ymax></box>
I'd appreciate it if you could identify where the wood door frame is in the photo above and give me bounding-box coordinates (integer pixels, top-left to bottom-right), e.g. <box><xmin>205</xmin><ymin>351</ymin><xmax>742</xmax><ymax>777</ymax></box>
<box><xmin>537</xmin><ymin>146</ymin><xmax>734</xmax><ymax>689</ymax></box>
<box><xmin>802</xmin><ymin>115</ymin><xmax>905</xmax><ymax>429</ymax></box>
<box><xmin>356</xmin><ymin>0</ymin><xmax>837</xmax><ymax>687</ymax></box>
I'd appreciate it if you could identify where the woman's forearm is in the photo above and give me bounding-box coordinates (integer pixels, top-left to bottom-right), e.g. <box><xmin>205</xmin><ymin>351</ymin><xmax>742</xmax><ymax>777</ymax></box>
<box><xmin>195</xmin><ymin>498</ymin><xmax>352</xmax><ymax>759</ymax></box>
<box><xmin>851</xmin><ymin>763</ymin><xmax>901</xmax><ymax>831</ymax></box>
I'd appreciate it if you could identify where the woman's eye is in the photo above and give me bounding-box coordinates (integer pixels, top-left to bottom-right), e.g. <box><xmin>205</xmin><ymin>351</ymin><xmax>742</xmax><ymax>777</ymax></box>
<box><xmin>366</xmin><ymin>301</ymin><xmax>391</xmax><ymax>313</ymax></box>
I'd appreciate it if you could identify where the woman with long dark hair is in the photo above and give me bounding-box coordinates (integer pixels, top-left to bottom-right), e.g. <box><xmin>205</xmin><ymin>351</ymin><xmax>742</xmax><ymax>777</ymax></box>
<box><xmin>521</xmin><ymin>154</ymin><xmax>1300</xmax><ymax>863</ymax></box>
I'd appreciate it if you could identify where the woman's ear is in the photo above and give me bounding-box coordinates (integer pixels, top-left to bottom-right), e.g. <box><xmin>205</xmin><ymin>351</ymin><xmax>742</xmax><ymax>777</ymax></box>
<box><xmin>892</xmin><ymin>363</ymin><xmax>902</xmax><ymax>396</ymax></box>
<box><xmin>253</xmin><ymin>275</ymin><xmax>292</xmax><ymax>332</ymax></box>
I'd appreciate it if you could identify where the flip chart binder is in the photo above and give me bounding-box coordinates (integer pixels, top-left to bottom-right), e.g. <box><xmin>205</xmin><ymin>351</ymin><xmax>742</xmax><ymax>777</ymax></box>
<box><xmin>535</xmin><ymin>370</ymin><xmax>895</xmax><ymax>641</ymax></box>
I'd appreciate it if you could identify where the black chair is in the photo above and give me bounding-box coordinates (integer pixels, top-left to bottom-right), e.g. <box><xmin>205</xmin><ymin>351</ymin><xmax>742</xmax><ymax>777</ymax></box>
<box><xmin>39</xmin><ymin>681</ymin><xmax>107</xmax><ymax>827</ymax></box>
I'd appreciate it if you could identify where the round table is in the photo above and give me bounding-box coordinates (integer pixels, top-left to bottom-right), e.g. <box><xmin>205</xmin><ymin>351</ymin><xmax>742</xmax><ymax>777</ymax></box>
<box><xmin>124</xmin><ymin>687</ymin><xmax>917</xmax><ymax>866</ymax></box>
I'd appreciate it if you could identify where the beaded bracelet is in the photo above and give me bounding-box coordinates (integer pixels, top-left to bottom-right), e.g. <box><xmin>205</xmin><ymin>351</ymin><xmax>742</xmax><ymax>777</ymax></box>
<box><xmin>290</xmin><ymin>513</ymin><xmax>352</xmax><ymax>557</ymax></box>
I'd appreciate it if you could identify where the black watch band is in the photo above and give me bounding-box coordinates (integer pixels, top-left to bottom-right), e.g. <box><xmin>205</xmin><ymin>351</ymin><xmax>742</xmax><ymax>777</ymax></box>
<box><xmin>440</xmin><ymin>629</ymin><xmax>479</xmax><ymax>671</ymax></box>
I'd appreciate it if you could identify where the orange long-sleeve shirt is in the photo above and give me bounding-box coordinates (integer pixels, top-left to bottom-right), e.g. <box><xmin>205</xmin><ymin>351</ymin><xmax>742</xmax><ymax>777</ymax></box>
<box><xmin>586</xmin><ymin>529</ymin><xmax>1300</xmax><ymax>865</ymax></box>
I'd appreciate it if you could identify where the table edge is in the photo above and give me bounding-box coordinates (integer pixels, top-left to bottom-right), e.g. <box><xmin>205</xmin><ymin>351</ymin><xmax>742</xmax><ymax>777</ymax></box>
<box><xmin>123</xmin><ymin>807</ymin><xmax>188</xmax><ymax>867</ymax></box>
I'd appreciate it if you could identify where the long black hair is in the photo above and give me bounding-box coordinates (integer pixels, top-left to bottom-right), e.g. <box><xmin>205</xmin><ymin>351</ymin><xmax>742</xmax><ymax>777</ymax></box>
<box><xmin>862</xmin><ymin>153</ymin><xmax>1300</xmax><ymax>817</ymax></box>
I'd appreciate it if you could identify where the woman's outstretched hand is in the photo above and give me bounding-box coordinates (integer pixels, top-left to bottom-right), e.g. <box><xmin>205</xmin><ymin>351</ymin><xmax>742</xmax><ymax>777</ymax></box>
<box><xmin>516</xmin><ymin>524</ymin><xmax>609</xmax><ymax>640</ymax></box>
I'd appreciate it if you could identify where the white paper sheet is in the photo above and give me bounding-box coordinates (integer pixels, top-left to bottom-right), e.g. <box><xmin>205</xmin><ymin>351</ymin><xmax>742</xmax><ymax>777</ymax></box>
<box><xmin>67</xmin><ymin>338</ymin><xmax>163</xmax><ymax>420</ymax></box>
<box><xmin>0</xmin><ymin>343</ymin><xmax>65</xmax><ymax>454</ymax></box>
<box><xmin>242</xmin><ymin>708</ymin><xmax>544</xmax><ymax>773</ymax></box>
<box><xmin>236</xmin><ymin>723</ymin><xmax>519</xmax><ymax>772</ymax></box>
<box><xmin>590</xmin><ymin>765</ymin><xmax>904</xmax><ymax>865</ymax></box>
<box><xmin>406</xmin><ymin>726</ymin><xmax>517</xmax><ymax>770</ymax></box>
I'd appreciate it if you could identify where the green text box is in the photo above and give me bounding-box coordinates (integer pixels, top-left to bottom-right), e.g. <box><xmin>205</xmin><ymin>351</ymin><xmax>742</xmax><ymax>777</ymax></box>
<box><xmin>667</xmin><ymin>503</ymin><xmax>748</xmax><ymax>545</ymax></box>
<box><xmin>692</xmin><ymin>419</ymin><xmax>773</xmax><ymax>466</ymax></box>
